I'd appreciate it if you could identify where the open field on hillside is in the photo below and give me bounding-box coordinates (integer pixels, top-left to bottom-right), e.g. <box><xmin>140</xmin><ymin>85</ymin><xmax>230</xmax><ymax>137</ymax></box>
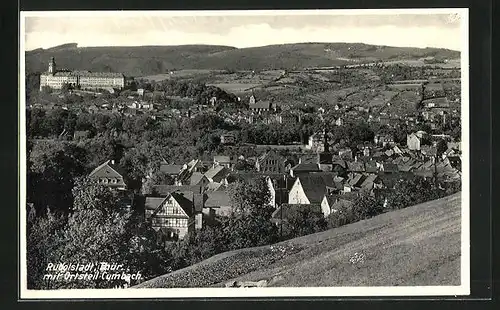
<box><xmin>381</xmin><ymin>58</ymin><xmax>461</xmax><ymax>68</ymax></box>
<box><xmin>136</xmin><ymin>193</ymin><xmax>461</xmax><ymax>288</ymax></box>
<box><xmin>207</xmin><ymin>83</ymin><xmax>263</xmax><ymax>93</ymax></box>
<box><xmin>142</xmin><ymin>69</ymin><xmax>225</xmax><ymax>81</ymax></box>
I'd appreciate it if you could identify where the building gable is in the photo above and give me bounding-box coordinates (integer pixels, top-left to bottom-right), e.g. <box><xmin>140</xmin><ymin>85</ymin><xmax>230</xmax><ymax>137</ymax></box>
<box><xmin>150</xmin><ymin>195</ymin><xmax>190</xmax><ymax>219</ymax></box>
<box><xmin>288</xmin><ymin>178</ymin><xmax>311</xmax><ymax>205</ymax></box>
<box><xmin>89</xmin><ymin>161</ymin><xmax>123</xmax><ymax>179</ymax></box>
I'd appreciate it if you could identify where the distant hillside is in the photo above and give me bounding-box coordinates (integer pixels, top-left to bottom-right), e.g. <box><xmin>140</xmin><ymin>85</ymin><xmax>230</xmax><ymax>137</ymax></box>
<box><xmin>25</xmin><ymin>43</ymin><xmax>460</xmax><ymax>77</ymax></box>
<box><xmin>136</xmin><ymin>193</ymin><xmax>461</xmax><ymax>288</ymax></box>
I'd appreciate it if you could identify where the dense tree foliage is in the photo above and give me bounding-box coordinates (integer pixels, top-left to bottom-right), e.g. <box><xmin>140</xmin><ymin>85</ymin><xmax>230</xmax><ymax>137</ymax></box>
<box><xmin>225</xmin><ymin>178</ymin><xmax>279</xmax><ymax>248</ymax></box>
<box><xmin>386</xmin><ymin>176</ymin><xmax>447</xmax><ymax>210</ymax></box>
<box><xmin>281</xmin><ymin>205</ymin><xmax>327</xmax><ymax>239</ymax></box>
<box><xmin>27</xmin><ymin>177</ymin><xmax>172</xmax><ymax>289</ymax></box>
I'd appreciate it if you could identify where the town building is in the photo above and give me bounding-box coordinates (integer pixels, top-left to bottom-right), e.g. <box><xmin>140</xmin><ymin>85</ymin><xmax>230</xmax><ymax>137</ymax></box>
<box><xmin>88</xmin><ymin>160</ymin><xmax>127</xmax><ymax>190</ymax></box>
<box><xmin>255</xmin><ymin>151</ymin><xmax>287</xmax><ymax>173</ymax></box>
<box><xmin>144</xmin><ymin>190</ymin><xmax>202</xmax><ymax>240</ymax></box>
<box><xmin>407</xmin><ymin>133</ymin><xmax>422</xmax><ymax>151</ymax></box>
<box><xmin>220</xmin><ymin>133</ymin><xmax>236</xmax><ymax>145</ymax></box>
<box><xmin>288</xmin><ymin>174</ymin><xmax>343</xmax><ymax>205</ymax></box>
<box><xmin>39</xmin><ymin>57</ymin><xmax>125</xmax><ymax>91</ymax></box>
<box><xmin>374</xmin><ymin>134</ymin><xmax>395</xmax><ymax>147</ymax></box>
<box><xmin>249</xmin><ymin>95</ymin><xmax>273</xmax><ymax>113</ymax></box>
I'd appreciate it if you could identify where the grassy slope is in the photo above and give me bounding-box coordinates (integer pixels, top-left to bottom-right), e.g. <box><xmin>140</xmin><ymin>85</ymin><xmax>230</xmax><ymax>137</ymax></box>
<box><xmin>25</xmin><ymin>43</ymin><xmax>460</xmax><ymax>77</ymax></box>
<box><xmin>136</xmin><ymin>192</ymin><xmax>461</xmax><ymax>288</ymax></box>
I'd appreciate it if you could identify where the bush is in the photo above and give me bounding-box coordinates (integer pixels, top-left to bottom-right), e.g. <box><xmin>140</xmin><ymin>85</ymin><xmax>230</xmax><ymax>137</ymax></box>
<box><xmin>281</xmin><ymin>204</ymin><xmax>327</xmax><ymax>239</ymax></box>
<box><xmin>387</xmin><ymin>176</ymin><xmax>445</xmax><ymax>210</ymax></box>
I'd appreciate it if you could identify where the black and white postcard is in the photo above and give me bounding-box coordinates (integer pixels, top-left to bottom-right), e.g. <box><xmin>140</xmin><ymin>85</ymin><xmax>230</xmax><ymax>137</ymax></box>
<box><xmin>19</xmin><ymin>9</ymin><xmax>469</xmax><ymax>299</ymax></box>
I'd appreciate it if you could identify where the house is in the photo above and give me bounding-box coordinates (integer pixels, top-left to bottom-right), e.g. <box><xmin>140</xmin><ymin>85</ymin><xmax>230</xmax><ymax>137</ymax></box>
<box><xmin>343</xmin><ymin>173</ymin><xmax>366</xmax><ymax>192</ymax></box>
<box><xmin>347</xmin><ymin>161</ymin><xmax>365</xmax><ymax>173</ymax></box>
<box><xmin>150</xmin><ymin>184</ymin><xmax>203</xmax><ymax>196</ymax></box>
<box><xmin>160</xmin><ymin>163</ymin><xmax>185</xmax><ymax>178</ymax></box>
<box><xmin>444</xmin><ymin>156</ymin><xmax>461</xmax><ymax>171</ymax></box>
<box><xmin>204</xmin><ymin>191</ymin><xmax>233</xmax><ymax>218</ymax></box>
<box><xmin>364</xmin><ymin>160</ymin><xmax>379</xmax><ymax>173</ymax></box>
<box><xmin>384</xmin><ymin>149</ymin><xmax>395</xmax><ymax>157</ymax></box>
<box><xmin>379</xmin><ymin>162</ymin><xmax>399</xmax><ymax>173</ymax></box>
<box><xmin>422</xmin><ymin>96</ymin><xmax>450</xmax><ymax>109</ymax></box>
<box><xmin>185</xmin><ymin>159</ymin><xmax>205</xmax><ymax>173</ymax></box>
<box><xmin>289</xmin><ymin>162</ymin><xmax>322</xmax><ymax>177</ymax></box>
<box><xmin>374</xmin><ymin>134</ymin><xmax>395</xmax><ymax>147</ymax></box>
<box><xmin>205</xmin><ymin>181</ymin><xmax>226</xmax><ymax>192</ymax></box>
<box><xmin>278</xmin><ymin>113</ymin><xmax>299</xmax><ymax>125</ymax></box>
<box><xmin>331</xmin><ymin>160</ymin><xmax>348</xmax><ymax>176</ymax></box>
<box><xmin>407</xmin><ymin>133</ymin><xmax>422</xmax><ymax>151</ymax></box>
<box><xmin>144</xmin><ymin>190</ymin><xmax>202</xmax><ymax>241</ymax></box>
<box><xmin>320</xmin><ymin>195</ymin><xmax>356</xmax><ymax>218</ymax></box>
<box><xmin>360</xmin><ymin>174</ymin><xmax>383</xmax><ymax>191</ymax></box>
<box><xmin>393</xmin><ymin>145</ymin><xmax>405</xmax><ymax>155</ymax></box>
<box><xmin>255</xmin><ymin>151</ymin><xmax>287</xmax><ymax>173</ymax></box>
<box><xmin>249</xmin><ymin>97</ymin><xmax>273</xmax><ymax>113</ymax></box>
<box><xmin>213</xmin><ymin>156</ymin><xmax>232</xmax><ymax>169</ymax></box>
<box><xmin>265</xmin><ymin>175</ymin><xmax>293</xmax><ymax>208</ymax></box>
<box><xmin>189</xmin><ymin>172</ymin><xmax>210</xmax><ymax>187</ymax></box>
<box><xmin>89</xmin><ymin>160</ymin><xmax>127</xmax><ymax>190</ymax></box>
<box><xmin>306</xmin><ymin>131</ymin><xmax>334</xmax><ymax>152</ymax></box>
<box><xmin>288</xmin><ymin>174</ymin><xmax>342</xmax><ymax>205</ymax></box>
<box><xmin>220</xmin><ymin>133</ymin><xmax>236</xmax><ymax>145</ymax></box>
<box><xmin>204</xmin><ymin>166</ymin><xmax>230</xmax><ymax>183</ymax></box>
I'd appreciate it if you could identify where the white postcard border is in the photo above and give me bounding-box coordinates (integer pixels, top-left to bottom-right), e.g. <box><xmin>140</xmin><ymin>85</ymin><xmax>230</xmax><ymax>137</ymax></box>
<box><xmin>19</xmin><ymin>8</ymin><xmax>470</xmax><ymax>299</ymax></box>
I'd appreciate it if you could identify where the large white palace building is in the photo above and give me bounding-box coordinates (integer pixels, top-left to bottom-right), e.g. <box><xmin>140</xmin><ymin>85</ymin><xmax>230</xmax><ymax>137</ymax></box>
<box><xmin>39</xmin><ymin>57</ymin><xmax>125</xmax><ymax>91</ymax></box>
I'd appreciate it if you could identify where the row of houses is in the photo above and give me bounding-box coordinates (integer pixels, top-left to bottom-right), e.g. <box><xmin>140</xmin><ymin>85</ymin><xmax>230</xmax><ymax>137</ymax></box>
<box><xmin>86</xmin><ymin>128</ymin><xmax>461</xmax><ymax>241</ymax></box>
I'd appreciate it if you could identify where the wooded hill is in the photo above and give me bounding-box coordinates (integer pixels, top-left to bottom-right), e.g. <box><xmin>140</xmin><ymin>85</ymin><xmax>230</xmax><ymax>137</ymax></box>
<box><xmin>25</xmin><ymin>42</ymin><xmax>460</xmax><ymax>77</ymax></box>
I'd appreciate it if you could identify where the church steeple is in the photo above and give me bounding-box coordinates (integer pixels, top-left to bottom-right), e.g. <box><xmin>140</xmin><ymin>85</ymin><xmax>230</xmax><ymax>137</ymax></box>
<box><xmin>48</xmin><ymin>57</ymin><xmax>56</xmax><ymax>75</ymax></box>
<box><xmin>318</xmin><ymin>126</ymin><xmax>332</xmax><ymax>165</ymax></box>
<box><xmin>323</xmin><ymin>127</ymin><xmax>330</xmax><ymax>153</ymax></box>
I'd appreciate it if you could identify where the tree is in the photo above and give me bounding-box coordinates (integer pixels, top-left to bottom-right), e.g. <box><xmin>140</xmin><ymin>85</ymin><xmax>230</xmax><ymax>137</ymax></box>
<box><xmin>386</xmin><ymin>176</ymin><xmax>445</xmax><ymax>210</ymax></box>
<box><xmin>141</xmin><ymin>171</ymin><xmax>175</xmax><ymax>195</ymax></box>
<box><xmin>43</xmin><ymin>177</ymin><xmax>171</xmax><ymax>288</ymax></box>
<box><xmin>233</xmin><ymin>159</ymin><xmax>254</xmax><ymax>171</ymax></box>
<box><xmin>350</xmin><ymin>193</ymin><xmax>383</xmax><ymax>220</ymax></box>
<box><xmin>41</xmin><ymin>85</ymin><xmax>52</xmax><ymax>94</ymax></box>
<box><xmin>61</xmin><ymin>82</ymin><xmax>71</xmax><ymax>93</ymax></box>
<box><xmin>179</xmin><ymin>222</ymin><xmax>231</xmax><ymax>266</ymax></box>
<box><xmin>26</xmin><ymin>208</ymin><xmax>67</xmax><ymax>289</ymax></box>
<box><xmin>28</xmin><ymin>142</ymin><xmax>88</xmax><ymax>214</ymax></box>
<box><xmin>436</xmin><ymin>139</ymin><xmax>448</xmax><ymax>158</ymax></box>
<box><xmin>282</xmin><ymin>205</ymin><xmax>327</xmax><ymax>239</ymax></box>
<box><xmin>226</xmin><ymin>178</ymin><xmax>279</xmax><ymax>249</ymax></box>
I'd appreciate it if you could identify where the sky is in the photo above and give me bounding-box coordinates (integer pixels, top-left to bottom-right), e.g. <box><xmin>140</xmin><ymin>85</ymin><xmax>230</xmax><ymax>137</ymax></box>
<box><xmin>23</xmin><ymin>10</ymin><xmax>465</xmax><ymax>51</ymax></box>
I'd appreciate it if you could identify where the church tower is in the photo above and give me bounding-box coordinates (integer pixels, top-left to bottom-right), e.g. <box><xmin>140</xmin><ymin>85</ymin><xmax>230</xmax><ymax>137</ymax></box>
<box><xmin>317</xmin><ymin>127</ymin><xmax>333</xmax><ymax>165</ymax></box>
<box><xmin>48</xmin><ymin>57</ymin><xmax>56</xmax><ymax>75</ymax></box>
